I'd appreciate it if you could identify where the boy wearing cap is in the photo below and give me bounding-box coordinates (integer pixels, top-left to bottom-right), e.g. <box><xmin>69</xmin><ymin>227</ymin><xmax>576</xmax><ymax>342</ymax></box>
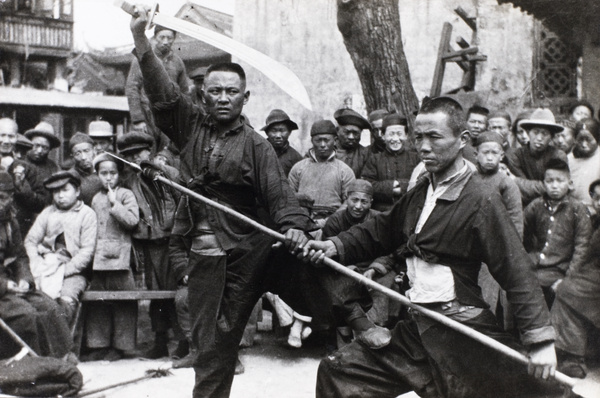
<box><xmin>0</xmin><ymin>171</ymin><xmax>74</xmax><ymax>361</ymax></box>
<box><xmin>362</xmin><ymin>113</ymin><xmax>420</xmax><ymax>211</ymax></box>
<box><xmin>506</xmin><ymin>108</ymin><xmax>568</xmax><ymax>205</ymax></box>
<box><xmin>262</xmin><ymin>109</ymin><xmax>303</xmax><ymax>177</ymax></box>
<box><xmin>549</xmin><ymin>178</ymin><xmax>600</xmax><ymax>378</ymax></box>
<box><xmin>25</xmin><ymin>170</ymin><xmax>97</xmax><ymax>321</ymax></box>
<box><xmin>24</xmin><ymin>121</ymin><xmax>60</xmax><ymax>183</ymax></box>
<box><xmin>568</xmin><ymin>118</ymin><xmax>600</xmax><ymax>214</ymax></box>
<box><xmin>68</xmin><ymin>132</ymin><xmax>103</xmax><ymax>206</ymax></box>
<box><xmin>88</xmin><ymin>121</ymin><xmax>115</xmax><ymax>155</ymax></box>
<box><xmin>117</xmin><ymin>130</ymin><xmax>183</xmax><ymax>359</ymax></box>
<box><xmin>84</xmin><ymin>153</ymin><xmax>139</xmax><ymax>361</ymax></box>
<box><xmin>289</xmin><ymin>120</ymin><xmax>355</xmax><ymax>227</ymax></box>
<box><xmin>334</xmin><ymin>108</ymin><xmax>371</xmax><ymax>178</ymax></box>
<box><xmin>523</xmin><ymin>158</ymin><xmax>591</xmax><ymax>309</ymax></box>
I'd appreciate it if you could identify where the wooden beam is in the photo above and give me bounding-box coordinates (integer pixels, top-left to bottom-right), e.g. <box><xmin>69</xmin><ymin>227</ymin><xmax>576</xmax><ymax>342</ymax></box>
<box><xmin>82</xmin><ymin>290</ymin><xmax>177</xmax><ymax>301</ymax></box>
<box><xmin>455</xmin><ymin>36</ymin><xmax>470</xmax><ymax>49</ymax></box>
<box><xmin>455</xmin><ymin>6</ymin><xmax>477</xmax><ymax>31</ymax></box>
<box><xmin>430</xmin><ymin>22</ymin><xmax>453</xmax><ymax>97</ymax></box>
<box><xmin>442</xmin><ymin>47</ymin><xmax>479</xmax><ymax>60</ymax></box>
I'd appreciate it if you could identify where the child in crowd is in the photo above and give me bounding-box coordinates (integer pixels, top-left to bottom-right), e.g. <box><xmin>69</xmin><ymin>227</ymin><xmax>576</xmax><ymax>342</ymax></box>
<box><xmin>84</xmin><ymin>153</ymin><xmax>140</xmax><ymax>361</ymax></box>
<box><xmin>25</xmin><ymin>170</ymin><xmax>97</xmax><ymax>322</ymax></box>
<box><xmin>550</xmin><ymin>179</ymin><xmax>600</xmax><ymax>378</ymax></box>
<box><xmin>523</xmin><ymin>158</ymin><xmax>591</xmax><ymax>308</ymax></box>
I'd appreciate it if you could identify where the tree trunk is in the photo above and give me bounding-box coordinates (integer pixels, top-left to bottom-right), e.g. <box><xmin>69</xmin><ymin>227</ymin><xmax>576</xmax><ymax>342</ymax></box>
<box><xmin>337</xmin><ymin>0</ymin><xmax>419</xmax><ymax>122</ymax></box>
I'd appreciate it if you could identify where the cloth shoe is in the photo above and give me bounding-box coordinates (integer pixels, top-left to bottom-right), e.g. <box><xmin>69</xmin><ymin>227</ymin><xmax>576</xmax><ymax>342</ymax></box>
<box><xmin>234</xmin><ymin>357</ymin><xmax>245</xmax><ymax>375</ymax></box>
<box><xmin>172</xmin><ymin>339</ymin><xmax>189</xmax><ymax>359</ymax></box>
<box><xmin>172</xmin><ymin>350</ymin><xmax>197</xmax><ymax>369</ymax></box>
<box><xmin>355</xmin><ymin>325</ymin><xmax>392</xmax><ymax>349</ymax></box>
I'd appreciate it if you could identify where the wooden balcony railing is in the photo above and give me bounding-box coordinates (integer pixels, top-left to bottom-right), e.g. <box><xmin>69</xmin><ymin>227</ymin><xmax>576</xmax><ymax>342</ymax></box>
<box><xmin>0</xmin><ymin>14</ymin><xmax>73</xmax><ymax>57</ymax></box>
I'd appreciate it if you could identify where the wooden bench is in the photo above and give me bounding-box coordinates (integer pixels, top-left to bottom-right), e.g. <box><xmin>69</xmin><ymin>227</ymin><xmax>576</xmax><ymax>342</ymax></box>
<box><xmin>81</xmin><ymin>290</ymin><xmax>177</xmax><ymax>301</ymax></box>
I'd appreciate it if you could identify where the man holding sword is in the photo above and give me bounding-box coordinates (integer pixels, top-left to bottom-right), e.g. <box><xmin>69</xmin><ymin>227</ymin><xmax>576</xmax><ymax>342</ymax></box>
<box><xmin>128</xmin><ymin>5</ymin><xmax>317</xmax><ymax>397</ymax></box>
<box><xmin>302</xmin><ymin>97</ymin><xmax>563</xmax><ymax>398</ymax></box>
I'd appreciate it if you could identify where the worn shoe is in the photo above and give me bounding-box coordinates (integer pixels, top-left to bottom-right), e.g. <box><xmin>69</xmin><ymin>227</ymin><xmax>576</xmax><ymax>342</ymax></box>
<box><xmin>172</xmin><ymin>351</ymin><xmax>197</xmax><ymax>369</ymax></box>
<box><xmin>558</xmin><ymin>356</ymin><xmax>587</xmax><ymax>379</ymax></box>
<box><xmin>103</xmin><ymin>348</ymin><xmax>123</xmax><ymax>362</ymax></box>
<box><xmin>234</xmin><ymin>357</ymin><xmax>245</xmax><ymax>375</ymax></box>
<box><xmin>356</xmin><ymin>325</ymin><xmax>391</xmax><ymax>349</ymax></box>
<box><xmin>172</xmin><ymin>339</ymin><xmax>190</xmax><ymax>359</ymax></box>
<box><xmin>143</xmin><ymin>343</ymin><xmax>169</xmax><ymax>359</ymax></box>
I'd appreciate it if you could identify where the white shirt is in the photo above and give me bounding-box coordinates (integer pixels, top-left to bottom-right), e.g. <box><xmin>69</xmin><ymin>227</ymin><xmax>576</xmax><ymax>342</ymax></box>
<box><xmin>406</xmin><ymin>163</ymin><xmax>469</xmax><ymax>303</ymax></box>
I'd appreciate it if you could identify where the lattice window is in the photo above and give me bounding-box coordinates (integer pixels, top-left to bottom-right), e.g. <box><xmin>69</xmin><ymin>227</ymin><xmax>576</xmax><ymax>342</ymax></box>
<box><xmin>533</xmin><ymin>22</ymin><xmax>579</xmax><ymax>105</ymax></box>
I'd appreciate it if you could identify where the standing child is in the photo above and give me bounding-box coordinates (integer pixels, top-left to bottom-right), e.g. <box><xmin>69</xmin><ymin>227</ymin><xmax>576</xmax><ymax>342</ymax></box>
<box><xmin>84</xmin><ymin>153</ymin><xmax>140</xmax><ymax>361</ymax></box>
<box><xmin>524</xmin><ymin>158</ymin><xmax>591</xmax><ymax>308</ymax></box>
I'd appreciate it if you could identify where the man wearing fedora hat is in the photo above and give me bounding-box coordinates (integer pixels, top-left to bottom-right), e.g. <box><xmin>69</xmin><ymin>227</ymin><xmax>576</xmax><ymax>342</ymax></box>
<box><xmin>261</xmin><ymin>109</ymin><xmax>303</xmax><ymax>177</ymax></box>
<box><xmin>334</xmin><ymin>108</ymin><xmax>371</xmax><ymax>178</ymax></box>
<box><xmin>88</xmin><ymin>121</ymin><xmax>115</xmax><ymax>155</ymax></box>
<box><xmin>24</xmin><ymin>121</ymin><xmax>61</xmax><ymax>183</ymax></box>
<box><xmin>506</xmin><ymin>108</ymin><xmax>568</xmax><ymax>205</ymax></box>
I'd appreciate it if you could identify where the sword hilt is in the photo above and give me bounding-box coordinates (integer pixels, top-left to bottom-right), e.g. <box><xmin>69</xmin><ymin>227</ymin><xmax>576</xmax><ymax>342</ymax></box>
<box><xmin>117</xmin><ymin>1</ymin><xmax>158</xmax><ymax>31</ymax></box>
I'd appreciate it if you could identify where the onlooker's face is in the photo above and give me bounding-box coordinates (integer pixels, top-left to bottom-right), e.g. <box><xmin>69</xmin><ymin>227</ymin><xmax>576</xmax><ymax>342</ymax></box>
<box><xmin>266</xmin><ymin>123</ymin><xmax>292</xmax><ymax>150</ymax></box>
<box><xmin>202</xmin><ymin>71</ymin><xmax>249</xmax><ymax>126</ymax></box>
<box><xmin>97</xmin><ymin>161</ymin><xmax>119</xmax><ymax>190</ymax></box>
<box><xmin>71</xmin><ymin>143</ymin><xmax>94</xmax><ymax>171</ymax></box>
<box><xmin>53</xmin><ymin>183</ymin><xmax>80</xmax><ymax>210</ymax></box>
<box><xmin>574</xmin><ymin>128</ymin><xmax>598</xmax><ymax>158</ymax></box>
<box><xmin>527</xmin><ymin>127</ymin><xmax>553</xmax><ymax>154</ymax></box>
<box><xmin>337</xmin><ymin>124</ymin><xmax>362</xmax><ymax>150</ymax></box>
<box><xmin>488</xmin><ymin>118</ymin><xmax>510</xmax><ymax>142</ymax></box>
<box><xmin>154</xmin><ymin>30</ymin><xmax>175</xmax><ymax>55</ymax></box>
<box><xmin>543</xmin><ymin>169</ymin><xmax>571</xmax><ymax>201</ymax></box>
<box><xmin>92</xmin><ymin>138</ymin><xmax>113</xmax><ymax>155</ymax></box>
<box><xmin>383</xmin><ymin>125</ymin><xmax>407</xmax><ymax>152</ymax></box>
<box><xmin>467</xmin><ymin>113</ymin><xmax>487</xmax><ymax>139</ymax></box>
<box><xmin>571</xmin><ymin>105</ymin><xmax>592</xmax><ymax>122</ymax></box>
<box><xmin>553</xmin><ymin>128</ymin><xmax>575</xmax><ymax>154</ymax></box>
<box><xmin>591</xmin><ymin>186</ymin><xmax>600</xmax><ymax>213</ymax></box>
<box><xmin>124</xmin><ymin>148</ymin><xmax>152</xmax><ymax>165</ymax></box>
<box><xmin>29</xmin><ymin>136</ymin><xmax>51</xmax><ymax>162</ymax></box>
<box><xmin>346</xmin><ymin>191</ymin><xmax>372</xmax><ymax>220</ymax></box>
<box><xmin>515</xmin><ymin>123</ymin><xmax>530</xmax><ymax>146</ymax></box>
<box><xmin>371</xmin><ymin>118</ymin><xmax>383</xmax><ymax>138</ymax></box>
<box><xmin>153</xmin><ymin>154</ymin><xmax>168</xmax><ymax>168</ymax></box>
<box><xmin>193</xmin><ymin>77</ymin><xmax>204</xmax><ymax>95</ymax></box>
<box><xmin>414</xmin><ymin>112</ymin><xmax>466</xmax><ymax>178</ymax></box>
<box><xmin>311</xmin><ymin>134</ymin><xmax>336</xmax><ymax>161</ymax></box>
<box><xmin>0</xmin><ymin>121</ymin><xmax>17</xmax><ymax>155</ymax></box>
<box><xmin>476</xmin><ymin>142</ymin><xmax>504</xmax><ymax>173</ymax></box>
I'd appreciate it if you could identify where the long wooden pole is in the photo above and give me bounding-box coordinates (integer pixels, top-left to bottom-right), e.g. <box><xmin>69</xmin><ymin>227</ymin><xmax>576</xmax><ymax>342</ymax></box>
<box><xmin>153</xmin><ymin>173</ymin><xmax>580</xmax><ymax>391</ymax></box>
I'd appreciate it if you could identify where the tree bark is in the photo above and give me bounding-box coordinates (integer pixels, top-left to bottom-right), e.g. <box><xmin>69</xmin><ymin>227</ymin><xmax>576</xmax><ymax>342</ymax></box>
<box><xmin>337</xmin><ymin>0</ymin><xmax>419</xmax><ymax>123</ymax></box>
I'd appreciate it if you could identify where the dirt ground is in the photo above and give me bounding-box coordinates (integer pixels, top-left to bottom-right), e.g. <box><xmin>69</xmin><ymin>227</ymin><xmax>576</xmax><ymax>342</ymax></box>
<box><xmin>74</xmin><ymin>306</ymin><xmax>600</xmax><ymax>398</ymax></box>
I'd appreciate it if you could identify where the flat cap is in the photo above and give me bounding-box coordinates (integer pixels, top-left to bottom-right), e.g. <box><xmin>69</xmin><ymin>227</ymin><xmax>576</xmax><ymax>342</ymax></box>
<box><xmin>69</xmin><ymin>132</ymin><xmax>94</xmax><ymax>151</ymax></box>
<box><xmin>44</xmin><ymin>170</ymin><xmax>81</xmax><ymax>191</ymax></box>
<box><xmin>93</xmin><ymin>152</ymin><xmax>124</xmax><ymax>171</ymax></box>
<box><xmin>117</xmin><ymin>131</ymin><xmax>154</xmax><ymax>155</ymax></box>
<box><xmin>0</xmin><ymin>172</ymin><xmax>14</xmax><ymax>191</ymax></box>
<box><xmin>476</xmin><ymin>131</ymin><xmax>505</xmax><ymax>147</ymax></box>
<box><xmin>189</xmin><ymin>67</ymin><xmax>207</xmax><ymax>80</ymax></box>
<box><xmin>382</xmin><ymin>113</ymin><xmax>408</xmax><ymax>133</ymax></box>
<box><xmin>334</xmin><ymin>108</ymin><xmax>371</xmax><ymax>130</ymax></box>
<box><xmin>310</xmin><ymin>120</ymin><xmax>337</xmax><ymax>136</ymax></box>
<box><xmin>25</xmin><ymin>121</ymin><xmax>61</xmax><ymax>149</ymax></box>
<box><xmin>467</xmin><ymin>105</ymin><xmax>490</xmax><ymax>116</ymax></box>
<box><xmin>347</xmin><ymin>179</ymin><xmax>373</xmax><ymax>196</ymax></box>
<box><xmin>544</xmin><ymin>157</ymin><xmax>570</xmax><ymax>173</ymax></box>
<box><xmin>260</xmin><ymin>109</ymin><xmax>299</xmax><ymax>132</ymax></box>
<box><xmin>88</xmin><ymin>121</ymin><xmax>114</xmax><ymax>138</ymax></box>
<box><xmin>368</xmin><ymin>109</ymin><xmax>388</xmax><ymax>123</ymax></box>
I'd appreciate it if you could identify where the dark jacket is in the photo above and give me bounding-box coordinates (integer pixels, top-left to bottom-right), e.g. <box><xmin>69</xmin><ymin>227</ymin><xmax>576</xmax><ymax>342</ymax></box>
<box><xmin>69</xmin><ymin>165</ymin><xmax>103</xmax><ymax>206</ymax></box>
<box><xmin>0</xmin><ymin>216</ymin><xmax>32</xmax><ymax>297</ymax></box>
<box><xmin>335</xmin><ymin>144</ymin><xmax>370</xmax><ymax>178</ymax></box>
<box><xmin>329</xmin><ymin>167</ymin><xmax>554</xmax><ymax>346</ymax></box>
<box><xmin>275</xmin><ymin>143</ymin><xmax>303</xmax><ymax>177</ymax></box>
<box><xmin>361</xmin><ymin>147</ymin><xmax>420</xmax><ymax>211</ymax></box>
<box><xmin>524</xmin><ymin>194</ymin><xmax>591</xmax><ymax>286</ymax></box>
<box><xmin>135</xmin><ymin>48</ymin><xmax>315</xmax><ymax>250</ymax></box>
